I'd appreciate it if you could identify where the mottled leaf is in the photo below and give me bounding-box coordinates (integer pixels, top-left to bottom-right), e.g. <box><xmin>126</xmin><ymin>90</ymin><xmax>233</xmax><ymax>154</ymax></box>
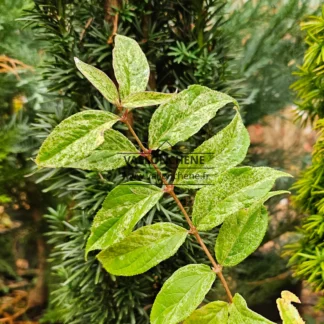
<box><xmin>150</xmin><ymin>264</ymin><xmax>216</xmax><ymax>324</ymax></box>
<box><xmin>67</xmin><ymin>129</ymin><xmax>138</xmax><ymax>171</ymax></box>
<box><xmin>113</xmin><ymin>34</ymin><xmax>149</xmax><ymax>98</ymax></box>
<box><xmin>184</xmin><ymin>301</ymin><xmax>229</xmax><ymax>324</ymax></box>
<box><xmin>192</xmin><ymin>167</ymin><xmax>291</xmax><ymax>231</ymax></box>
<box><xmin>277</xmin><ymin>291</ymin><xmax>305</xmax><ymax>324</ymax></box>
<box><xmin>85</xmin><ymin>182</ymin><xmax>163</xmax><ymax>256</ymax></box>
<box><xmin>215</xmin><ymin>191</ymin><xmax>288</xmax><ymax>267</ymax></box>
<box><xmin>174</xmin><ymin>112</ymin><xmax>249</xmax><ymax>188</ymax></box>
<box><xmin>228</xmin><ymin>294</ymin><xmax>275</xmax><ymax>324</ymax></box>
<box><xmin>149</xmin><ymin>85</ymin><xmax>238</xmax><ymax>150</ymax></box>
<box><xmin>74</xmin><ymin>58</ymin><xmax>119</xmax><ymax>105</ymax></box>
<box><xmin>122</xmin><ymin>91</ymin><xmax>174</xmax><ymax>109</ymax></box>
<box><xmin>36</xmin><ymin>110</ymin><xmax>119</xmax><ymax>168</ymax></box>
<box><xmin>97</xmin><ymin>223</ymin><xmax>187</xmax><ymax>276</ymax></box>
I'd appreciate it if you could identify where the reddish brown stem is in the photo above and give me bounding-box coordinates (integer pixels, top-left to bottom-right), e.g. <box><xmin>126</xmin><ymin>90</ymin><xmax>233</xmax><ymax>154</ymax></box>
<box><xmin>122</xmin><ymin>110</ymin><xmax>233</xmax><ymax>303</ymax></box>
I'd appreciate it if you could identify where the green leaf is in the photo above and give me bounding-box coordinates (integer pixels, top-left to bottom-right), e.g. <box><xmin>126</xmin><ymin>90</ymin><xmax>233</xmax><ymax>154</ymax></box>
<box><xmin>113</xmin><ymin>34</ymin><xmax>149</xmax><ymax>99</ymax></box>
<box><xmin>174</xmin><ymin>112</ymin><xmax>249</xmax><ymax>188</ymax></box>
<box><xmin>97</xmin><ymin>223</ymin><xmax>187</xmax><ymax>276</ymax></box>
<box><xmin>74</xmin><ymin>58</ymin><xmax>119</xmax><ymax>105</ymax></box>
<box><xmin>215</xmin><ymin>191</ymin><xmax>288</xmax><ymax>267</ymax></box>
<box><xmin>122</xmin><ymin>91</ymin><xmax>174</xmax><ymax>109</ymax></box>
<box><xmin>183</xmin><ymin>301</ymin><xmax>229</xmax><ymax>324</ymax></box>
<box><xmin>67</xmin><ymin>129</ymin><xmax>138</xmax><ymax>171</ymax></box>
<box><xmin>85</xmin><ymin>182</ymin><xmax>163</xmax><ymax>256</ymax></box>
<box><xmin>149</xmin><ymin>85</ymin><xmax>238</xmax><ymax>150</ymax></box>
<box><xmin>36</xmin><ymin>110</ymin><xmax>119</xmax><ymax>168</ymax></box>
<box><xmin>229</xmin><ymin>294</ymin><xmax>275</xmax><ymax>324</ymax></box>
<box><xmin>150</xmin><ymin>264</ymin><xmax>216</xmax><ymax>324</ymax></box>
<box><xmin>276</xmin><ymin>291</ymin><xmax>305</xmax><ymax>324</ymax></box>
<box><xmin>192</xmin><ymin>167</ymin><xmax>291</xmax><ymax>231</ymax></box>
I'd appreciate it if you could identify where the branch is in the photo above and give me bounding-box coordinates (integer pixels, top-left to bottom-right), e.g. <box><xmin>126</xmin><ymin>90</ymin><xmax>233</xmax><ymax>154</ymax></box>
<box><xmin>121</xmin><ymin>110</ymin><xmax>233</xmax><ymax>303</ymax></box>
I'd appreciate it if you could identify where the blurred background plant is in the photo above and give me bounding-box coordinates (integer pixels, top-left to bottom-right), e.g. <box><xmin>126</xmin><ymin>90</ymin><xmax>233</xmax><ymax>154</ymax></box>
<box><xmin>0</xmin><ymin>0</ymin><xmax>322</xmax><ymax>323</ymax></box>
<box><xmin>284</xmin><ymin>6</ymin><xmax>324</xmax><ymax>314</ymax></box>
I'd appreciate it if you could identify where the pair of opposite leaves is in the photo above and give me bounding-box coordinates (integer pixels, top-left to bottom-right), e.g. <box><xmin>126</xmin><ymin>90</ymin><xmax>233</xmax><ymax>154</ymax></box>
<box><xmin>35</xmin><ymin>34</ymin><xmax>293</xmax><ymax>324</ymax></box>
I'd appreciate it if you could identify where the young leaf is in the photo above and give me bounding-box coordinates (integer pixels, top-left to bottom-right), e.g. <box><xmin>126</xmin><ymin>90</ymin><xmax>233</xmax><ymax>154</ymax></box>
<box><xmin>36</xmin><ymin>110</ymin><xmax>119</xmax><ymax>168</ymax></box>
<box><xmin>215</xmin><ymin>191</ymin><xmax>288</xmax><ymax>267</ymax></box>
<box><xmin>150</xmin><ymin>264</ymin><xmax>216</xmax><ymax>324</ymax></box>
<box><xmin>66</xmin><ymin>129</ymin><xmax>138</xmax><ymax>171</ymax></box>
<box><xmin>85</xmin><ymin>182</ymin><xmax>163</xmax><ymax>256</ymax></box>
<box><xmin>174</xmin><ymin>112</ymin><xmax>249</xmax><ymax>188</ymax></box>
<box><xmin>183</xmin><ymin>301</ymin><xmax>229</xmax><ymax>324</ymax></box>
<box><xmin>113</xmin><ymin>34</ymin><xmax>149</xmax><ymax>99</ymax></box>
<box><xmin>229</xmin><ymin>294</ymin><xmax>275</xmax><ymax>324</ymax></box>
<box><xmin>192</xmin><ymin>167</ymin><xmax>291</xmax><ymax>231</ymax></box>
<box><xmin>276</xmin><ymin>291</ymin><xmax>305</xmax><ymax>324</ymax></box>
<box><xmin>74</xmin><ymin>58</ymin><xmax>119</xmax><ymax>105</ymax></box>
<box><xmin>121</xmin><ymin>91</ymin><xmax>174</xmax><ymax>109</ymax></box>
<box><xmin>149</xmin><ymin>85</ymin><xmax>238</xmax><ymax>150</ymax></box>
<box><xmin>97</xmin><ymin>223</ymin><xmax>188</xmax><ymax>276</ymax></box>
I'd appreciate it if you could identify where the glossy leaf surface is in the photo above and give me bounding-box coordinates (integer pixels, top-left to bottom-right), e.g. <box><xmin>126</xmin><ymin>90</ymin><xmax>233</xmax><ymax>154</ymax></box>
<box><xmin>74</xmin><ymin>58</ymin><xmax>119</xmax><ymax>105</ymax></box>
<box><xmin>150</xmin><ymin>264</ymin><xmax>216</xmax><ymax>324</ymax></box>
<box><xmin>122</xmin><ymin>91</ymin><xmax>174</xmax><ymax>109</ymax></box>
<box><xmin>85</xmin><ymin>182</ymin><xmax>163</xmax><ymax>256</ymax></box>
<box><xmin>36</xmin><ymin>110</ymin><xmax>119</xmax><ymax>168</ymax></box>
<box><xmin>113</xmin><ymin>34</ymin><xmax>149</xmax><ymax>98</ymax></box>
<box><xmin>228</xmin><ymin>294</ymin><xmax>275</xmax><ymax>324</ymax></box>
<box><xmin>98</xmin><ymin>223</ymin><xmax>187</xmax><ymax>276</ymax></box>
<box><xmin>174</xmin><ymin>112</ymin><xmax>249</xmax><ymax>188</ymax></box>
<box><xmin>192</xmin><ymin>167</ymin><xmax>291</xmax><ymax>230</ymax></box>
<box><xmin>149</xmin><ymin>85</ymin><xmax>237</xmax><ymax>150</ymax></box>
<box><xmin>216</xmin><ymin>191</ymin><xmax>288</xmax><ymax>266</ymax></box>
<box><xmin>184</xmin><ymin>301</ymin><xmax>228</xmax><ymax>324</ymax></box>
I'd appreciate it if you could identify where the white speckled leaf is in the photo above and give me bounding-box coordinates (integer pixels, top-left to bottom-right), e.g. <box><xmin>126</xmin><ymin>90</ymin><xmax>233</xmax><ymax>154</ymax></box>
<box><xmin>113</xmin><ymin>34</ymin><xmax>149</xmax><ymax>99</ymax></box>
<box><xmin>74</xmin><ymin>58</ymin><xmax>119</xmax><ymax>105</ymax></box>
<box><xmin>277</xmin><ymin>291</ymin><xmax>305</xmax><ymax>324</ymax></box>
<box><xmin>67</xmin><ymin>129</ymin><xmax>138</xmax><ymax>171</ymax></box>
<box><xmin>150</xmin><ymin>264</ymin><xmax>216</xmax><ymax>324</ymax></box>
<box><xmin>97</xmin><ymin>223</ymin><xmax>187</xmax><ymax>276</ymax></box>
<box><xmin>229</xmin><ymin>294</ymin><xmax>275</xmax><ymax>324</ymax></box>
<box><xmin>174</xmin><ymin>112</ymin><xmax>249</xmax><ymax>188</ymax></box>
<box><xmin>148</xmin><ymin>85</ymin><xmax>238</xmax><ymax>150</ymax></box>
<box><xmin>216</xmin><ymin>191</ymin><xmax>289</xmax><ymax>267</ymax></box>
<box><xmin>122</xmin><ymin>91</ymin><xmax>174</xmax><ymax>109</ymax></box>
<box><xmin>85</xmin><ymin>182</ymin><xmax>163</xmax><ymax>256</ymax></box>
<box><xmin>36</xmin><ymin>110</ymin><xmax>119</xmax><ymax>168</ymax></box>
<box><xmin>183</xmin><ymin>301</ymin><xmax>229</xmax><ymax>324</ymax></box>
<box><xmin>192</xmin><ymin>167</ymin><xmax>292</xmax><ymax>231</ymax></box>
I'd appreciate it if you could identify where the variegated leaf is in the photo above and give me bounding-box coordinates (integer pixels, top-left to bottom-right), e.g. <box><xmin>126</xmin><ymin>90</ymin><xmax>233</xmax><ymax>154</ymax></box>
<box><xmin>74</xmin><ymin>58</ymin><xmax>119</xmax><ymax>105</ymax></box>
<box><xmin>149</xmin><ymin>85</ymin><xmax>238</xmax><ymax>150</ymax></box>
<box><xmin>36</xmin><ymin>110</ymin><xmax>119</xmax><ymax>168</ymax></box>
<box><xmin>97</xmin><ymin>223</ymin><xmax>187</xmax><ymax>276</ymax></box>
<box><xmin>192</xmin><ymin>167</ymin><xmax>291</xmax><ymax>231</ymax></box>
<box><xmin>122</xmin><ymin>91</ymin><xmax>174</xmax><ymax>109</ymax></box>
<box><xmin>151</xmin><ymin>264</ymin><xmax>216</xmax><ymax>324</ymax></box>
<box><xmin>113</xmin><ymin>34</ymin><xmax>150</xmax><ymax>98</ymax></box>
<box><xmin>174</xmin><ymin>112</ymin><xmax>249</xmax><ymax>188</ymax></box>
<box><xmin>228</xmin><ymin>294</ymin><xmax>275</xmax><ymax>324</ymax></box>
<box><xmin>67</xmin><ymin>129</ymin><xmax>138</xmax><ymax>171</ymax></box>
<box><xmin>184</xmin><ymin>301</ymin><xmax>229</xmax><ymax>324</ymax></box>
<box><xmin>277</xmin><ymin>291</ymin><xmax>305</xmax><ymax>324</ymax></box>
<box><xmin>85</xmin><ymin>182</ymin><xmax>163</xmax><ymax>256</ymax></box>
<box><xmin>215</xmin><ymin>191</ymin><xmax>288</xmax><ymax>267</ymax></box>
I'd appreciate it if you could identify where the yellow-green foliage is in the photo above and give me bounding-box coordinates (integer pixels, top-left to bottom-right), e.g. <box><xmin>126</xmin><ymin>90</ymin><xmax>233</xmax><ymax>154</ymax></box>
<box><xmin>286</xmin><ymin>7</ymin><xmax>324</xmax><ymax>292</ymax></box>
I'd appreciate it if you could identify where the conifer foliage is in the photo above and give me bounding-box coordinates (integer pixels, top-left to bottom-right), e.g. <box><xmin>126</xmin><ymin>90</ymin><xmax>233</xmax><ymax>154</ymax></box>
<box><xmin>286</xmin><ymin>7</ymin><xmax>324</xmax><ymax>295</ymax></box>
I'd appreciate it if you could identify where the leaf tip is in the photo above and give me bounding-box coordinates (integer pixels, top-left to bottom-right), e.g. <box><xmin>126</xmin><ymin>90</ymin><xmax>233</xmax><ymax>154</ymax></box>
<box><xmin>74</xmin><ymin>57</ymin><xmax>80</xmax><ymax>64</ymax></box>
